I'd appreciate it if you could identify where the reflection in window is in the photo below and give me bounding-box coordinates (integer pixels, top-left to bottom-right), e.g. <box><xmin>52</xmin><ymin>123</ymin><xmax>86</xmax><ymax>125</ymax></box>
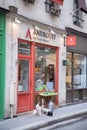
<box><xmin>66</xmin><ymin>52</ymin><xmax>72</xmax><ymax>88</ymax></box>
<box><xmin>35</xmin><ymin>47</ymin><xmax>56</xmax><ymax>91</ymax></box>
<box><xmin>18</xmin><ymin>60</ymin><xmax>29</xmax><ymax>92</ymax></box>
<box><xmin>66</xmin><ymin>52</ymin><xmax>87</xmax><ymax>89</ymax></box>
<box><xmin>73</xmin><ymin>53</ymin><xmax>86</xmax><ymax>88</ymax></box>
<box><xmin>18</xmin><ymin>42</ymin><xmax>31</xmax><ymax>55</ymax></box>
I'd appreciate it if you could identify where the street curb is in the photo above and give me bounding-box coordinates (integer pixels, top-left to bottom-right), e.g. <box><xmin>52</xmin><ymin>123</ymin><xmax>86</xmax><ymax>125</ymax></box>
<box><xmin>11</xmin><ymin>110</ymin><xmax>87</xmax><ymax>130</ymax></box>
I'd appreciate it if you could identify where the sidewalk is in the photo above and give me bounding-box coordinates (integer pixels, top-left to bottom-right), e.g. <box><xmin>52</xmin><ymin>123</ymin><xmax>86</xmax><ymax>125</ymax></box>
<box><xmin>0</xmin><ymin>102</ymin><xmax>87</xmax><ymax>130</ymax></box>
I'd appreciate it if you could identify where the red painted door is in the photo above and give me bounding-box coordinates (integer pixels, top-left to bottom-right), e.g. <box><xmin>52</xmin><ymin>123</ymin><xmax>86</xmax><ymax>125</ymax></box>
<box><xmin>17</xmin><ymin>40</ymin><xmax>34</xmax><ymax>113</ymax></box>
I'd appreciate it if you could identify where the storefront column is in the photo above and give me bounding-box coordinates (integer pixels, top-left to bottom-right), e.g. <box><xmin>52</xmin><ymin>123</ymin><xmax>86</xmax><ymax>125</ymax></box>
<box><xmin>30</xmin><ymin>42</ymin><xmax>35</xmax><ymax>109</ymax></box>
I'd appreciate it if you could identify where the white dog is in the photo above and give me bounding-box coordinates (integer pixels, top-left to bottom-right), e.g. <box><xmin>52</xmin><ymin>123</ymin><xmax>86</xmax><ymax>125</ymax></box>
<box><xmin>33</xmin><ymin>99</ymin><xmax>45</xmax><ymax>116</ymax></box>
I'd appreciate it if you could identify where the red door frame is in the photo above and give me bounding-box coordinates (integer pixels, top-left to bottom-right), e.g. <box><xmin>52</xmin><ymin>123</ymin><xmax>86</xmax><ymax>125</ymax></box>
<box><xmin>17</xmin><ymin>39</ymin><xmax>59</xmax><ymax>114</ymax></box>
<box><xmin>35</xmin><ymin>43</ymin><xmax>59</xmax><ymax>106</ymax></box>
<box><xmin>17</xmin><ymin>39</ymin><xmax>35</xmax><ymax>113</ymax></box>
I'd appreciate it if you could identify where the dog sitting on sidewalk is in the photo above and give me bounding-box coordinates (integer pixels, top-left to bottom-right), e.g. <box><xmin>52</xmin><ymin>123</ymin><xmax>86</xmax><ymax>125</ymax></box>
<box><xmin>33</xmin><ymin>99</ymin><xmax>53</xmax><ymax>116</ymax></box>
<box><xmin>33</xmin><ymin>99</ymin><xmax>45</xmax><ymax>116</ymax></box>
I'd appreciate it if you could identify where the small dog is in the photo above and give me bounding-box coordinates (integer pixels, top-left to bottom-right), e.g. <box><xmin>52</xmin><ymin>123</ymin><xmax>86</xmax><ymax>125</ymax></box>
<box><xmin>33</xmin><ymin>99</ymin><xmax>53</xmax><ymax>116</ymax></box>
<box><xmin>33</xmin><ymin>99</ymin><xmax>45</xmax><ymax>116</ymax></box>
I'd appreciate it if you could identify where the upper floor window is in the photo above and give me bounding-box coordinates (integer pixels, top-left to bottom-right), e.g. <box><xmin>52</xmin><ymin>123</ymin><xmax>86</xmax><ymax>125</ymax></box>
<box><xmin>73</xmin><ymin>0</ymin><xmax>87</xmax><ymax>27</ymax></box>
<box><xmin>23</xmin><ymin>0</ymin><xmax>35</xmax><ymax>4</ymax></box>
<box><xmin>45</xmin><ymin>0</ymin><xmax>61</xmax><ymax>16</ymax></box>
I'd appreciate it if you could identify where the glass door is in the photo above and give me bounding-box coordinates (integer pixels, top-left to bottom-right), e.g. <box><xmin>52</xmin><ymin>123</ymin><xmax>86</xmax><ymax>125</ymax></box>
<box><xmin>66</xmin><ymin>52</ymin><xmax>87</xmax><ymax>103</ymax></box>
<box><xmin>18</xmin><ymin>59</ymin><xmax>29</xmax><ymax>93</ymax></box>
<box><xmin>17</xmin><ymin>40</ymin><xmax>32</xmax><ymax>113</ymax></box>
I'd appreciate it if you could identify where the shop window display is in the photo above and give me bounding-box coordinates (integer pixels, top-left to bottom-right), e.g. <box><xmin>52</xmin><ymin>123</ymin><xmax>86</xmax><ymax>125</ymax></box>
<box><xmin>66</xmin><ymin>52</ymin><xmax>87</xmax><ymax>89</ymax></box>
<box><xmin>73</xmin><ymin>53</ymin><xmax>86</xmax><ymax>88</ymax></box>
<box><xmin>35</xmin><ymin>47</ymin><xmax>56</xmax><ymax>92</ymax></box>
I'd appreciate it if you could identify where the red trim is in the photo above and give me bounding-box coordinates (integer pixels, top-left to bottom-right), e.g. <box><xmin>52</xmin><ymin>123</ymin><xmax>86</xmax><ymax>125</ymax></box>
<box><xmin>18</xmin><ymin>38</ymin><xmax>32</xmax><ymax>45</ymax></box>
<box><xmin>18</xmin><ymin>54</ymin><xmax>31</xmax><ymax>59</ymax></box>
<box><xmin>30</xmin><ymin>42</ymin><xmax>35</xmax><ymax>109</ymax></box>
<box><xmin>17</xmin><ymin>39</ymin><xmax>33</xmax><ymax>113</ymax></box>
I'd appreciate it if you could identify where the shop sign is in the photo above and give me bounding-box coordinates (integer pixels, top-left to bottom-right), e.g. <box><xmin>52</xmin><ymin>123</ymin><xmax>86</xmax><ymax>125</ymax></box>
<box><xmin>26</xmin><ymin>28</ymin><xmax>56</xmax><ymax>43</ymax></box>
<box><xmin>66</xmin><ymin>36</ymin><xmax>76</xmax><ymax>46</ymax></box>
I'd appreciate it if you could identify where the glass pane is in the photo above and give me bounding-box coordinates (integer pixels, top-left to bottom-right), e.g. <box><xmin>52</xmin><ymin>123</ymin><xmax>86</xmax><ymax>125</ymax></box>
<box><xmin>18</xmin><ymin>42</ymin><xmax>31</xmax><ymax>55</ymax></box>
<box><xmin>35</xmin><ymin>46</ymin><xmax>56</xmax><ymax>92</ymax></box>
<box><xmin>18</xmin><ymin>60</ymin><xmax>29</xmax><ymax>92</ymax></box>
<box><xmin>73</xmin><ymin>53</ymin><xmax>86</xmax><ymax>88</ymax></box>
<box><xmin>66</xmin><ymin>52</ymin><xmax>72</xmax><ymax>89</ymax></box>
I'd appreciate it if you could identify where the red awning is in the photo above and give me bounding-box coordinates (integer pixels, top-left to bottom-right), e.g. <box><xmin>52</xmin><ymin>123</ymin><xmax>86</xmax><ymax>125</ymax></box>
<box><xmin>52</xmin><ymin>0</ymin><xmax>64</xmax><ymax>5</ymax></box>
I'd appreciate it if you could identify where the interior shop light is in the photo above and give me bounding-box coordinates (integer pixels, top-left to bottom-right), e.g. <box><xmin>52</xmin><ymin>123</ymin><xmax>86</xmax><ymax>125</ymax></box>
<box><xmin>15</xmin><ymin>17</ymin><xmax>21</xmax><ymax>24</ymax></box>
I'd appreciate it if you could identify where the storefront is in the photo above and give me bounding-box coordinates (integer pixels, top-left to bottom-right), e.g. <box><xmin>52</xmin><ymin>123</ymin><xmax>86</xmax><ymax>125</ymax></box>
<box><xmin>17</xmin><ymin>38</ymin><xmax>59</xmax><ymax>113</ymax></box>
<box><xmin>66</xmin><ymin>27</ymin><xmax>87</xmax><ymax>103</ymax></box>
<box><xmin>4</xmin><ymin>13</ymin><xmax>66</xmax><ymax>116</ymax></box>
<box><xmin>16</xmin><ymin>25</ymin><xmax>61</xmax><ymax>114</ymax></box>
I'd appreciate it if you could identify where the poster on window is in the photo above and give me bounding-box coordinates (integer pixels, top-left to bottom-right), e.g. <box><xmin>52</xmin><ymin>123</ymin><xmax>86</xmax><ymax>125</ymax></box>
<box><xmin>74</xmin><ymin>75</ymin><xmax>81</xmax><ymax>87</ymax></box>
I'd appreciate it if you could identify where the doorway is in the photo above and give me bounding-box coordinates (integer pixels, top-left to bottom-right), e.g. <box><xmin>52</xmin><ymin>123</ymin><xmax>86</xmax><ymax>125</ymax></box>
<box><xmin>17</xmin><ymin>40</ymin><xmax>34</xmax><ymax>113</ymax></box>
<box><xmin>66</xmin><ymin>52</ymin><xmax>87</xmax><ymax>103</ymax></box>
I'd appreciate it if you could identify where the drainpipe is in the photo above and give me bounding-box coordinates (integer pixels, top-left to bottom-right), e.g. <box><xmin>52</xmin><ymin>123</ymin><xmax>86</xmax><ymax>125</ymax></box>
<box><xmin>10</xmin><ymin>82</ymin><xmax>15</xmax><ymax>118</ymax></box>
<box><xmin>10</xmin><ymin>82</ymin><xmax>16</xmax><ymax>118</ymax></box>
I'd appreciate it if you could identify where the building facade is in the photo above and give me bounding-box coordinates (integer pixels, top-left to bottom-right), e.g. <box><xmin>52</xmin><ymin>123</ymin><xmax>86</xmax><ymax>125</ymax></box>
<box><xmin>0</xmin><ymin>0</ymin><xmax>87</xmax><ymax>119</ymax></box>
<box><xmin>0</xmin><ymin>9</ymin><xmax>6</xmax><ymax>119</ymax></box>
<box><xmin>65</xmin><ymin>0</ymin><xmax>87</xmax><ymax>103</ymax></box>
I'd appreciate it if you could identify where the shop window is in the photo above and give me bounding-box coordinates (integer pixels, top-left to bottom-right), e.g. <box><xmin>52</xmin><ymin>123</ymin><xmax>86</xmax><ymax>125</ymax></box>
<box><xmin>73</xmin><ymin>53</ymin><xmax>86</xmax><ymax>88</ymax></box>
<box><xmin>66</xmin><ymin>52</ymin><xmax>87</xmax><ymax>89</ymax></box>
<box><xmin>45</xmin><ymin>0</ymin><xmax>61</xmax><ymax>16</ymax></box>
<box><xmin>18</xmin><ymin>60</ymin><xmax>29</xmax><ymax>92</ymax></box>
<box><xmin>35</xmin><ymin>47</ymin><xmax>56</xmax><ymax>92</ymax></box>
<box><xmin>18</xmin><ymin>42</ymin><xmax>31</xmax><ymax>55</ymax></box>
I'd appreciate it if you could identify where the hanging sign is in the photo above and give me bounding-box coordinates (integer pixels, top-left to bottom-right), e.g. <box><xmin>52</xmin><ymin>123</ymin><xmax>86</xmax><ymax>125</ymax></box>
<box><xmin>66</xmin><ymin>36</ymin><xmax>76</xmax><ymax>46</ymax></box>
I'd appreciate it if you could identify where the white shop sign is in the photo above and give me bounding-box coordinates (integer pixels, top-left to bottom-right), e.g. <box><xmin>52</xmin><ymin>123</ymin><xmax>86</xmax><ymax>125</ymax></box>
<box><xmin>25</xmin><ymin>28</ymin><xmax>57</xmax><ymax>44</ymax></box>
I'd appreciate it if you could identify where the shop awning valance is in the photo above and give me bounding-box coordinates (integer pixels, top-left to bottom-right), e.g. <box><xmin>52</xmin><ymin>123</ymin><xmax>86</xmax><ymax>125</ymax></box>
<box><xmin>52</xmin><ymin>0</ymin><xmax>64</xmax><ymax>5</ymax></box>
